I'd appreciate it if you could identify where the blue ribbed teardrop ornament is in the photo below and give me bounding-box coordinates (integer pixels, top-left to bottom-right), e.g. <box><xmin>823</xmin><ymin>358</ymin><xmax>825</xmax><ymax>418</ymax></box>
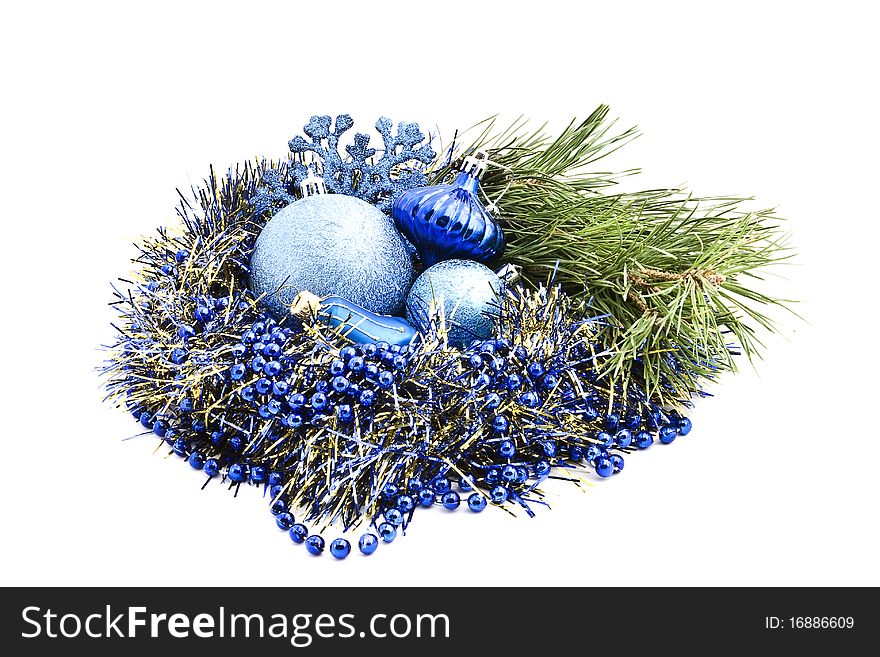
<box><xmin>392</xmin><ymin>152</ymin><xmax>504</xmax><ymax>267</ymax></box>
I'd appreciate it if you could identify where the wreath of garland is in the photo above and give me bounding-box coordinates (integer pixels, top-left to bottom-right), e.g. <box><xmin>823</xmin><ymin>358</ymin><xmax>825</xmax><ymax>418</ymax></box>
<box><xmin>103</xmin><ymin>111</ymin><xmax>787</xmax><ymax>559</ymax></box>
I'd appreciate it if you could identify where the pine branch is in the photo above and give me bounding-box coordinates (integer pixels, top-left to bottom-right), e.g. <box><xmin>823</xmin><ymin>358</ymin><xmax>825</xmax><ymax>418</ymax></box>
<box><xmin>428</xmin><ymin>106</ymin><xmax>795</xmax><ymax>403</ymax></box>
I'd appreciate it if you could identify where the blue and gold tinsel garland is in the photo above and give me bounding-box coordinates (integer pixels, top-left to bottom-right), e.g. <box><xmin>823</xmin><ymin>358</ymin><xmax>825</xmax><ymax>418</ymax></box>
<box><xmin>102</xmin><ymin>116</ymin><xmax>693</xmax><ymax>559</ymax></box>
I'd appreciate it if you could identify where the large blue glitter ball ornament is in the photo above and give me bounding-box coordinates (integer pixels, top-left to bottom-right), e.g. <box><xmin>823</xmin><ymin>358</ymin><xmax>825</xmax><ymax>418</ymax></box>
<box><xmin>250</xmin><ymin>194</ymin><xmax>414</xmax><ymax>319</ymax></box>
<box><xmin>406</xmin><ymin>259</ymin><xmax>502</xmax><ymax>345</ymax></box>
<box><xmin>392</xmin><ymin>152</ymin><xmax>504</xmax><ymax>267</ymax></box>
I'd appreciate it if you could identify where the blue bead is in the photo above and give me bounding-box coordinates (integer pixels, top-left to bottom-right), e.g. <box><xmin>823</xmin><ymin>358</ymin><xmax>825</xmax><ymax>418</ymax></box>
<box><xmin>275</xmin><ymin>512</ymin><xmax>294</xmax><ymax>530</ymax></box>
<box><xmin>305</xmin><ymin>535</ymin><xmax>325</xmax><ymax>555</ymax></box>
<box><xmin>289</xmin><ymin>524</ymin><xmax>308</xmax><ymax>543</ymax></box>
<box><xmin>596</xmin><ymin>431</ymin><xmax>613</xmax><ymax>448</ymax></box>
<box><xmin>160</xmin><ymin>263</ymin><xmax>175</xmax><ymax>276</ymax></box>
<box><xmin>331</xmin><ymin>375</ymin><xmax>350</xmax><ymax>393</ymax></box>
<box><xmin>311</xmin><ymin>392</ymin><xmax>328</xmax><ymax>411</ymax></box>
<box><xmin>407</xmin><ymin>478</ymin><xmax>423</xmax><ymax>493</ymax></box>
<box><xmin>611</xmin><ymin>454</ymin><xmax>625</xmax><ymax>472</ymax></box>
<box><xmin>250</xmin><ymin>465</ymin><xmax>267</xmax><ymax>483</ymax></box>
<box><xmin>268</xmin><ymin>471</ymin><xmax>283</xmax><ymax>486</ymax></box>
<box><xmin>458</xmin><ymin>478</ymin><xmax>473</xmax><ymax>491</ymax></box>
<box><xmin>490</xmin><ymin>357</ymin><xmax>507</xmax><ymax>373</ymax></box>
<box><xmin>506</xmin><ymin>374</ymin><xmax>522</xmax><ymax>390</ymax></box>
<box><xmin>442</xmin><ymin>491</ymin><xmax>461</xmax><ymax>510</ymax></box>
<box><xmin>272</xmin><ymin>381</ymin><xmax>289</xmax><ymax>396</ymax></box>
<box><xmin>188</xmin><ymin>452</ymin><xmax>205</xmax><ymax>469</ymax></box>
<box><xmin>595</xmin><ymin>458</ymin><xmax>614</xmax><ymax>478</ymax></box>
<box><xmin>359</xmin><ymin>389</ymin><xmax>375</xmax><ymax>407</ymax></box>
<box><xmin>516</xmin><ymin>467</ymin><xmax>529</xmax><ymax>483</ymax></box>
<box><xmin>152</xmin><ymin>419</ymin><xmax>168</xmax><ymax>438</ymax></box>
<box><xmin>255</xmin><ymin>377</ymin><xmax>271</xmax><ymax>394</ymax></box>
<box><xmin>241</xmin><ymin>386</ymin><xmax>255</xmax><ymax>402</ymax></box>
<box><xmin>258</xmin><ymin>404</ymin><xmax>272</xmax><ymax>419</ymax></box>
<box><xmin>570</xmin><ymin>446</ymin><xmax>583</xmax><ymax>462</ymax></box>
<box><xmin>229</xmin><ymin>364</ymin><xmax>246</xmax><ymax>381</ymax></box>
<box><xmin>267</xmin><ymin>399</ymin><xmax>282</xmax><ymax>415</ymax></box>
<box><xmin>490</xmin><ymin>485</ymin><xmax>509</xmax><ymax>504</ymax></box>
<box><xmin>585</xmin><ymin>444</ymin><xmax>602</xmax><ymax>463</ymax></box>
<box><xmin>501</xmin><ymin>464</ymin><xmax>518</xmax><ymax>482</ymax></box>
<box><xmin>512</xmin><ymin>345</ymin><xmax>528</xmax><ymax>361</ymax></box>
<box><xmin>526</xmin><ymin>362</ymin><xmax>545</xmax><ymax>378</ymax></box>
<box><xmin>377</xmin><ymin>371</ymin><xmax>394</xmax><ymax>389</ymax></box>
<box><xmin>535</xmin><ymin>460</ymin><xmax>551</xmax><ymax>478</ymax></box>
<box><xmin>172</xmin><ymin>437</ymin><xmax>188</xmax><ymax>457</ymax></box>
<box><xmin>627</xmin><ymin>414</ymin><xmax>642</xmax><ymax>431</ymax></box>
<box><xmin>605</xmin><ymin>412</ymin><xmax>620</xmax><ymax>430</ymax></box>
<box><xmin>192</xmin><ymin>419</ymin><xmax>206</xmax><ymax>433</ymax></box>
<box><xmin>392</xmin><ymin>355</ymin><xmax>407</xmax><ymax>370</ymax></box>
<box><xmin>486</xmin><ymin>468</ymin><xmax>500</xmax><ymax>484</ymax></box>
<box><xmin>659</xmin><ymin>425</ymin><xmax>677</xmax><ymax>444</ymax></box>
<box><xmin>340</xmin><ymin>346</ymin><xmax>358</xmax><ymax>360</ymax></box>
<box><xmin>359</xmin><ymin>533</ymin><xmax>379</xmax><ymax>555</ymax></box>
<box><xmin>347</xmin><ymin>357</ymin><xmax>365</xmax><ymax>375</ymax></box>
<box><xmin>498</xmin><ymin>440</ymin><xmax>516</xmax><ymax>459</ymax></box>
<box><xmin>474</xmin><ymin>373</ymin><xmax>492</xmax><ymax>388</ymax></box>
<box><xmin>494</xmin><ymin>338</ymin><xmax>511</xmax><ymax>354</ymax></box>
<box><xmin>228</xmin><ymin>463</ymin><xmax>247</xmax><ymax>483</ymax></box>
<box><xmin>417</xmin><ymin>488</ymin><xmax>434</xmax><ymax>507</ymax></box>
<box><xmin>330</xmin><ymin>359</ymin><xmax>346</xmax><ymax>376</ymax></box>
<box><xmin>385</xmin><ymin>508</ymin><xmax>404</xmax><ymax>526</ymax></box>
<box><xmin>178</xmin><ymin>398</ymin><xmax>194</xmax><ymax>413</ymax></box>
<box><xmin>492</xmin><ymin>415</ymin><xmax>510</xmax><ymax>434</ymax></box>
<box><xmin>432</xmin><ymin>477</ymin><xmax>451</xmax><ymax>494</ymax></box>
<box><xmin>288</xmin><ymin>393</ymin><xmax>305</xmax><ymax>408</ymax></box>
<box><xmin>229</xmin><ymin>436</ymin><xmax>244</xmax><ymax>452</ymax></box>
<box><xmin>583</xmin><ymin>405</ymin><xmax>599</xmax><ymax>421</ymax></box>
<box><xmin>316</xmin><ymin>380</ymin><xmax>330</xmax><ymax>394</ymax></box>
<box><xmin>242</xmin><ymin>330</ymin><xmax>257</xmax><ymax>344</ymax></box>
<box><xmin>382</xmin><ymin>482</ymin><xmax>399</xmax><ymax>499</ymax></box>
<box><xmin>284</xmin><ymin>413</ymin><xmax>303</xmax><ymax>428</ymax></box>
<box><xmin>541</xmin><ymin>373</ymin><xmax>559</xmax><ymax>390</ymax></box>
<box><xmin>378</xmin><ymin>522</ymin><xmax>397</xmax><ymax>543</ymax></box>
<box><xmin>249</xmin><ymin>355</ymin><xmax>266</xmax><ymax>372</ymax></box>
<box><xmin>264</xmin><ymin>361</ymin><xmax>282</xmax><ymax>377</ymax></box>
<box><xmin>677</xmin><ymin>417</ymin><xmax>693</xmax><ymax>435</ymax></box>
<box><xmin>396</xmin><ymin>494</ymin><xmax>415</xmax><ymax>512</ymax></box>
<box><xmin>347</xmin><ymin>382</ymin><xmax>361</xmax><ymax>398</ymax></box>
<box><xmin>270</xmin><ymin>484</ymin><xmax>284</xmax><ymax>498</ymax></box>
<box><xmin>336</xmin><ymin>404</ymin><xmax>354</xmax><ymax>423</ymax></box>
<box><xmin>542</xmin><ymin>440</ymin><xmax>557</xmax><ymax>457</ymax></box>
<box><xmin>270</xmin><ymin>499</ymin><xmax>287</xmax><ymax>515</ymax></box>
<box><xmin>361</xmin><ymin>343</ymin><xmax>378</xmax><ymax>358</ymax></box>
<box><xmin>175</xmin><ymin>249</ymin><xmax>190</xmax><ymax>263</ymax></box>
<box><xmin>615</xmin><ymin>429</ymin><xmax>633</xmax><ymax>448</ymax></box>
<box><xmin>203</xmin><ymin>459</ymin><xmax>219</xmax><ymax>477</ymax></box>
<box><xmin>330</xmin><ymin>538</ymin><xmax>351</xmax><ymax>559</ymax></box>
<box><xmin>484</xmin><ymin>392</ymin><xmax>501</xmax><ymax>410</ymax></box>
<box><xmin>468</xmin><ymin>354</ymin><xmax>483</xmax><ymax>369</ymax></box>
<box><xmin>467</xmin><ymin>494</ymin><xmax>487</xmax><ymax>512</ymax></box>
<box><xmin>139</xmin><ymin>411</ymin><xmax>153</xmax><ymax>429</ymax></box>
<box><xmin>195</xmin><ymin>305</ymin><xmax>213</xmax><ymax>323</ymax></box>
<box><xmin>364</xmin><ymin>363</ymin><xmax>379</xmax><ymax>381</ymax></box>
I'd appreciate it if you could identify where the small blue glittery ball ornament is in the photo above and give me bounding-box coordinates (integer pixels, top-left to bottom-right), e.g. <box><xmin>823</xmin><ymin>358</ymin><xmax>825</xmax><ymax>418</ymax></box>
<box><xmin>406</xmin><ymin>259</ymin><xmax>503</xmax><ymax>345</ymax></box>
<box><xmin>392</xmin><ymin>151</ymin><xmax>504</xmax><ymax>267</ymax></box>
<box><xmin>250</xmin><ymin>175</ymin><xmax>414</xmax><ymax>319</ymax></box>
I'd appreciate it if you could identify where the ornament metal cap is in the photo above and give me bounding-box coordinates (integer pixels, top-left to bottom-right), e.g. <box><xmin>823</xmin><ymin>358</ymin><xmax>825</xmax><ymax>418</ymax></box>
<box><xmin>299</xmin><ymin>167</ymin><xmax>327</xmax><ymax>197</ymax></box>
<box><xmin>462</xmin><ymin>149</ymin><xmax>489</xmax><ymax>180</ymax></box>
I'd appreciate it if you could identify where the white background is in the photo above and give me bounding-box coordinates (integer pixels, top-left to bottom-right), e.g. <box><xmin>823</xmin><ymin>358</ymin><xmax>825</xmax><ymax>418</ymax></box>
<box><xmin>1</xmin><ymin>0</ymin><xmax>878</xmax><ymax>587</ymax></box>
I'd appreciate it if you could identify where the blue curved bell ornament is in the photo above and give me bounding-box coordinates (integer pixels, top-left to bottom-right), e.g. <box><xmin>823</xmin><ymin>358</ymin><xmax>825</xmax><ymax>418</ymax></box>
<box><xmin>392</xmin><ymin>151</ymin><xmax>504</xmax><ymax>266</ymax></box>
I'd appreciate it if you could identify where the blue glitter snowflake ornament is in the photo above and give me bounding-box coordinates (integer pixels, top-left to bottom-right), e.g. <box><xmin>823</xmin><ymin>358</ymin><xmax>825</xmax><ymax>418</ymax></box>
<box><xmin>287</xmin><ymin>115</ymin><xmax>437</xmax><ymax>213</ymax></box>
